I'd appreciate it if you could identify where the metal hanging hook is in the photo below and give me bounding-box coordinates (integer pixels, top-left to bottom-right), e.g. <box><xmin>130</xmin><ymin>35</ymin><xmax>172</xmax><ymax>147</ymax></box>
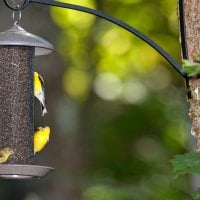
<box><xmin>12</xmin><ymin>5</ymin><xmax>22</xmax><ymax>25</ymax></box>
<box><xmin>4</xmin><ymin>0</ymin><xmax>186</xmax><ymax>79</ymax></box>
<box><xmin>4</xmin><ymin>0</ymin><xmax>29</xmax><ymax>10</ymax></box>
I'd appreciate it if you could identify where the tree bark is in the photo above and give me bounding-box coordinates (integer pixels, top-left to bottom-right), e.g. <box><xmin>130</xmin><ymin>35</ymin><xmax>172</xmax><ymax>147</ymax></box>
<box><xmin>183</xmin><ymin>0</ymin><xmax>200</xmax><ymax>60</ymax></box>
<box><xmin>180</xmin><ymin>0</ymin><xmax>200</xmax><ymax>151</ymax></box>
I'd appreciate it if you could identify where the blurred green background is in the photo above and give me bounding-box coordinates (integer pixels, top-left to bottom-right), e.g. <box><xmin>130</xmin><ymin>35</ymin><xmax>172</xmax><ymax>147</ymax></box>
<box><xmin>0</xmin><ymin>0</ymin><xmax>193</xmax><ymax>199</ymax></box>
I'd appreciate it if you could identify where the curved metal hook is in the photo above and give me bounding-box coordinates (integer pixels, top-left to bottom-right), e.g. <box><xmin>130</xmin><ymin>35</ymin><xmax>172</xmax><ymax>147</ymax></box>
<box><xmin>4</xmin><ymin>0</ymin><xmax>186</xmax><ymax>78</ymax></box>
<box><xmin>12</xmin><ymin>6</ymin><xmax>22</xmax><ymax>25</ymax></box>
<box><xmin>4</xmin><ymin>0</ymin><xmax>29</xmax><ymax>10</ymax></box>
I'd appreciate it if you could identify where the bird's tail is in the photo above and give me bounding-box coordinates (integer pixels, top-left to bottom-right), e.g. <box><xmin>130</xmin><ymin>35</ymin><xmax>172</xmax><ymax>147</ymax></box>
<box><xmin>36</xmin><ymin>93</ymin><xmax>47</xmax><ymax>116</ymax></box>
<box><xmin>41</xmin><ymin>103</ymin><xmax>47</xmax><ymax>116</ymax></box>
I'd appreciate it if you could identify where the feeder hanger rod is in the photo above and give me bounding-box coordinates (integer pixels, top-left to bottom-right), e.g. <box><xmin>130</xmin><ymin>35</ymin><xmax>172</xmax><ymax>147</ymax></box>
<box><xmin>4</xmin><ymin>0</ymin><xmax>186</xmax><ymax>79</ymax></box>
<box><xmin>178</xmin><ymin>0</ymin><xmax>188</xmax><ymax>60</ymax></box>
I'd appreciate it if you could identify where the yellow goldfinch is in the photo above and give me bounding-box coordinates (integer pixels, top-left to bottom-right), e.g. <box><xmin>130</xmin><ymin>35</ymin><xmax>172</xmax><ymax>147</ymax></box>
<box><xmin>34</xmin><ymin>72</ymin><xmax>47</xmax><ymax>116</ymax></box>
<box><xmin>0</xmin><ymin>147</ymin><xmax>14</xmax><ymax>164</ymax></box>
<box><xmin>34</xmin><ymin>126</ymin><xmax>50</xmax><ymax>154</ymax></box>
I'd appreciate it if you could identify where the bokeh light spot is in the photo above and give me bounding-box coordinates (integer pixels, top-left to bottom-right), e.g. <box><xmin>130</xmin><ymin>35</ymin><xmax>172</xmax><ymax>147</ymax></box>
<box><xmin>63</xmin><ymin>68</ymin><xmax>91</xmax><ymax>101</ymax></box>
<box><xmin>94</xmin><ymin>73</ymin><xmax>122</xmax><ymax>100</ymax></box>
<box><xmin>50</xmin><ymin>0</ymin><xmax>96</xmax><ymax>29</ymax></box>
<box><xmin>121</xmin><ymin>79</ymin><xmax>147</xmax><ymax>104</ymax></box>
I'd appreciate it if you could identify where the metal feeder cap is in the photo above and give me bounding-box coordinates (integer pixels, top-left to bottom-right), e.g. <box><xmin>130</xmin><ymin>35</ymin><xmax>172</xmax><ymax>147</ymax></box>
<box><xmin>0</xmin><ymin>24</ymin><xmax>54</xmax><ymax>56</ymax></box>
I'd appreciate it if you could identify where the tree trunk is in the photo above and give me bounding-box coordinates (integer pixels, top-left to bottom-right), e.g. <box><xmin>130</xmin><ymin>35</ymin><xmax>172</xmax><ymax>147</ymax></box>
<box><xmin>179</xmin><ymin>0</ymin><xmax>200</xmax><ymax>151</ymax></box>
<box><xmin>179</xmin><ymin>0</ymin><xmax>200</xmax><ymax>192</ymax></box>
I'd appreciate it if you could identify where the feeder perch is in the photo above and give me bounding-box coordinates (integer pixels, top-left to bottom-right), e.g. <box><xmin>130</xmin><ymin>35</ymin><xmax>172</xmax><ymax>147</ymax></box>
<box><xmin>0</xmin><ymin>24</ymin><xmax>54</xmax><ymax>179</ymax></box>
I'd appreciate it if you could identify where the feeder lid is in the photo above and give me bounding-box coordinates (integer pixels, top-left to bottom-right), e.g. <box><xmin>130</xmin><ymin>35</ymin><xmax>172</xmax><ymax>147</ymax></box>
<box><xmin>0</xmin><ymin>24</ymin><xmax>54</xmax><ymax>56</ymax></box>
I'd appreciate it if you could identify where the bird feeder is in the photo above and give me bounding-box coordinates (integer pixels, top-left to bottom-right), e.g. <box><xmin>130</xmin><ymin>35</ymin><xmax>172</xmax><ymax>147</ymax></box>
<box><xmin>0</xmin><ymin>19</ymin><xmax>54</xmax><ymax>179</ymax></box>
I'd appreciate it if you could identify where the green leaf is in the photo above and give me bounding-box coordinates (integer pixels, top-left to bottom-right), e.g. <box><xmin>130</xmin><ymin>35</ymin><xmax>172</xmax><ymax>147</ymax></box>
<box><xmin>171</xmin><ymin>152</ymin><xmax>200</xmax><ymax>178</ymax></box>
<box><xmin>196</xmin><ymin>53</ymin><xmax>200</xmax><ymax>59</ymax></box>
<box><xmin>192</xmin><ymin>188</ymin><xmax>200</xmax><ymax>199</ymax></box>
<box><xmin>182</xmin><ymin>59</ymin><xmax>200</xmax><ymax>76</ymax></box>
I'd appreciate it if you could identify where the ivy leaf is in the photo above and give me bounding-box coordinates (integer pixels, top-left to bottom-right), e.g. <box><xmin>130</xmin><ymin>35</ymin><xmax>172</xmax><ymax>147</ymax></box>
<box><xmin>182</xmin><ymin>59</ymin><xmax>200</xmax><ymax>77</ymax></box>
<box><xmin>171</xmin><ymin>152</ymin><xmax>200</xmax><ymax>179</ymax></box>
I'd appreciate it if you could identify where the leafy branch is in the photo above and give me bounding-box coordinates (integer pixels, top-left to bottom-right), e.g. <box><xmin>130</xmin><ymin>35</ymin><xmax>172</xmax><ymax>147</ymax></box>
<box><xmin>171</xmin><ymin>152</ymin><xmax>200</xmax><ymax>199</ymax></box>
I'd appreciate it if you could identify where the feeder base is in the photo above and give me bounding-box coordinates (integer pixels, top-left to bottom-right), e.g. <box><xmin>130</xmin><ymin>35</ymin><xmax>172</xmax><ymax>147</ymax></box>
<box><xmin>0</xmin><ymin>164</ymin><xmax>54</xmax><ymax>179</ymax></box>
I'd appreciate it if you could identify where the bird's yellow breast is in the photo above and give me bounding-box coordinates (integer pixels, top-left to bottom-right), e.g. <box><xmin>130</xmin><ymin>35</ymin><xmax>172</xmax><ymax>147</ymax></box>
<box><xmin>34</xmin><ymin>126</ymin><xmax>50</xmax><ymax>154</ymax></box>
<box><xmin>34</xmin><ymin>72</ymin><xmax>43</xmax><ymax>96</ymax></box>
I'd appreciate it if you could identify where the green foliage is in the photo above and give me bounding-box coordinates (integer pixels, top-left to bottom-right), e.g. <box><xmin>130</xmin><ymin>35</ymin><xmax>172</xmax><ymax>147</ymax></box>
<box><xmin>83</xmin><ymin>183</ymin><xmax>186</xmax><ymax>200</ymax></box>
<box><xmin>48</xmin><ymin>0</ymin><xmax>189</xmax><ymax>199</ymax></box>
<box><xmin>171</xmin><ymin>152</ymin><xmax>200</xmax><ymax>199</ymax></box>
<box><xmin>171</xmin><ymin>152</ymin><xmax>200</xmax><ymax>178</ymax></box>
<box><xmin>183</xmin><ymin>60</ymin><xmax>200</xmax><ymax>77</ymax></box>
<box><xmin>192</xmin><ymin>188</ymin><xmax>200</xmax><ymax>200</ymax></box>
<box><xmin>83</xmin><ymin>185</ymin><xmax>140</xmax><ymax>200</ymax></box>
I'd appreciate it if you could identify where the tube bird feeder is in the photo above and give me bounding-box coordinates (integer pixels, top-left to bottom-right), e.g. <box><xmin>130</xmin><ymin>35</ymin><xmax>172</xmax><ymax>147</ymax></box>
<box><xmin>0</xmin><ymin>24</ymin><xmax>54</xmax><ymax>179</ymax></box>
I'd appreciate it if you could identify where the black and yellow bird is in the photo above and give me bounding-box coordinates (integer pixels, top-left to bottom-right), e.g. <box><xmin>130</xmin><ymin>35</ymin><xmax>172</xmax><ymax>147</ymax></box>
<box><xmin>34</xmin><ymin>72</ymin><xmax>47</xmax><ymax>116</ymax></box>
